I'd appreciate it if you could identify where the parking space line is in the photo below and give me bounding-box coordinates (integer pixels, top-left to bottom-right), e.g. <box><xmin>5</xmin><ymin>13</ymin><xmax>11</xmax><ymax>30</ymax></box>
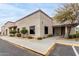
<box><xmin>72</xmin><ymin>46</ymin><xmax>79</xmax><ymax>56</ymax></box>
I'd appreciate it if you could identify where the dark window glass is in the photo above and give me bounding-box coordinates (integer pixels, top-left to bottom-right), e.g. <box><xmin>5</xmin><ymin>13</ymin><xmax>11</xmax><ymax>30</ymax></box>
<box><xmin>44</xmin><ymin>26</ymin><xmax>48</xmax><ymax>34</ymax></box>
<box><xmin>17</xmin><ymin>28</ymin><xmax>20</xmax><ymax>33</ymax></box>
<box><xmin>30</xmin><ymin>26</ymin><xmax>35</xmax><ymax>34</ymax></box>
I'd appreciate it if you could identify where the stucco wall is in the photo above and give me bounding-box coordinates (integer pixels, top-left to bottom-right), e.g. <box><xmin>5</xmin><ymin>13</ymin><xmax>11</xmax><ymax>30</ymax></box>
<box><xmin>70</xmin><ymin>26</ymin><xmax>76</xmax><ymax>34</ymax></box>
<box><xmin>1</xmin><ymin>22</ymin><xmax>15</xmax><ymax>36</ymax></box>
<box><xmin>1</xmin><ymin>26</ymin><xmax>5</xmax><ymax>35</ymax></box>
<box><xmin>40</xmin><ymin>12</ymin><xmax>53</xmax><ymax>37</ymax></box>
<box><xmin>15</xmin><ymin>11</ymin><xmax>41</xmax><ymax>37</ymax></box>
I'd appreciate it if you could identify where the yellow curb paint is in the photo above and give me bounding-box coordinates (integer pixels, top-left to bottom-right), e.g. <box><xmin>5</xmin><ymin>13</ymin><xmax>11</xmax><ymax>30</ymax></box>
<box><xmin>56</xmin><ymin>42</ymin><xmax>79</xmax><ymax>47</ymax></box>
<box><xmin>1</xmin><ymin>37</ymin><xmax>79</xmax><ymax>56</ymax></box>
<box><xmin>45</xmin><ymin>43</ymin><xmax>56</xmax><ymax>56</ymax></box>
<box><xmin>44</xmin><ymin>42</ymin><xmax>79</xmax><ymax>56</ymax></box>
<box><xmin>12</xmin><ymin>43</ymin><xmax>45</xmax><ymax>56</ymax></box>
<box><xmin>0</xmin><ymin>38</ymin><xmax>45</xmax><ymax>56</ymax></box>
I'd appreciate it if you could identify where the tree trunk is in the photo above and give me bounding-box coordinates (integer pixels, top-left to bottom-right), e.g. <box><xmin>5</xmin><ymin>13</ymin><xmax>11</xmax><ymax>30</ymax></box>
<box><xmin>68</xmin><ymin>20</ymin><xmax>74</xmax><ymax>35</ymax></box>
<box><xmin>68</xmin><ymin>26</ymin><xmax>71</xmax><ymax>35</ymax></box>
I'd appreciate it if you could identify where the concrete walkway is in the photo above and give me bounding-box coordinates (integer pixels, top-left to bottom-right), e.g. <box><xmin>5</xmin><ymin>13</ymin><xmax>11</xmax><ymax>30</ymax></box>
<box><xmin>0</xmin><ymin>36</ymin><xmax>79</xmax><ymax>55</ymax></box>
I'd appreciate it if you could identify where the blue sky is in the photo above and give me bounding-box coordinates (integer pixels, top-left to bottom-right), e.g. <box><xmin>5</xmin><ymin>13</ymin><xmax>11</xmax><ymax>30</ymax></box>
<box><xmin>0</xmin><ymin>3</ymin><xmax>62</xmax><ymax>31</ymax></box>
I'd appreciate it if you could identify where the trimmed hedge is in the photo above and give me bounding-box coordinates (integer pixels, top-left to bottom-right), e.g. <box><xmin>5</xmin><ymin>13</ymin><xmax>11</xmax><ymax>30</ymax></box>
<box><xmin>68</xmin><ymin>33</ymin><xmax>79</xmax><ymax>38</ymax></box>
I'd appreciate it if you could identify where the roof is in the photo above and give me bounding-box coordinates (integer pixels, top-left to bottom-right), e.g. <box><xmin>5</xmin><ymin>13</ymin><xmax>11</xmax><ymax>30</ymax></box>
<box><xmin>53</xmin><ymin>23</ymin><xmax>79</xmax><ymax>27</ymax></box>
<box><xmin>2</xmin><ymin>9</ymin><xmax>79</xmax><ymax>28</ymax></box>
<box><xmin>2</xmin><ymin>9</ymin><xmax>53</xmax><ymax>28</ymax></box>
<box><xmin>15</xmin><ymin>9</ymin><xmax>53</xmax><ymax>22</ymax></box>
<box><xmin>52</xmin><ymin>18</ymin><xmax>79</xmax><ymax>27</ymax></box>
<box><xmin>1</xmin><ymin>21</ymin><xmax>15</xmax><ymax>27</ymax></box>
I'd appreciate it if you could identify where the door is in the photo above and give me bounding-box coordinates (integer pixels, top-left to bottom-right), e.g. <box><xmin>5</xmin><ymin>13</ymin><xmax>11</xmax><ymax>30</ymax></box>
<box><xmin>61</xmin><ymin>27</ymin><xmax>65</xmax><ymax>36</ymax></box>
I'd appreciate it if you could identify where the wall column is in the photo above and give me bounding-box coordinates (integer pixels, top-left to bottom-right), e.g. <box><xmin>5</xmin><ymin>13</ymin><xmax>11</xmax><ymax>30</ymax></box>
<box><xmin>65</xmin><ymin>26</ymin><xmax>68</xmax><ymax>38</ymax></box>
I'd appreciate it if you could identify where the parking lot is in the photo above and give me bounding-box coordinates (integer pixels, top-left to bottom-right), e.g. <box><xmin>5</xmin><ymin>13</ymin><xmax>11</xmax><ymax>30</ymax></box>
<box><xmin>0</xmin><ymin>36</ymin><xmax>79</xmax><ymax>56</ymax></box>
<box><xmin>49</xmin><ymin>44</ymin><xmax>79</xmax><ymax>56</ymax></box>
<box><xmin>0</xmin><ymin>39</ymin><xmax>41</xmax><ymax>56</ymax></box>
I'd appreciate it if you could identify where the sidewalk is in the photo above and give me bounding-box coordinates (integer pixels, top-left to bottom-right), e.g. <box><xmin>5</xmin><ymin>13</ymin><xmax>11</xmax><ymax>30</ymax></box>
<box><xmin>0</xmin><ymin>36</ymin><xmax>79</xmax><ymax>55</ymax></box>
<box><xmin>0</xmin><ymin>36</ymin><xmax>56</xmax><ymax>55</ymax></box>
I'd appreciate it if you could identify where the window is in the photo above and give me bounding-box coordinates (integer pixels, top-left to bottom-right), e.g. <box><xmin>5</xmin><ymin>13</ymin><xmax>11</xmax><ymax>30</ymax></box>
<box><xmin>6</xmin><ymin>29</ymin><xmax>8</xmax><ymax>35</ymax></box>
<box><xmin>17</xmin><ymin>28</ymin><xmax>20</xmax><ymax>33</ymax></box>
<box><xmin>30</xmin><ymin>26</ymin><xmax>35</xmax><ymax>34</ymax></box>
<box><xmin>44</xmin><ymin>26</ymin><xmax>48</xmax><ymax>34</ymax></box>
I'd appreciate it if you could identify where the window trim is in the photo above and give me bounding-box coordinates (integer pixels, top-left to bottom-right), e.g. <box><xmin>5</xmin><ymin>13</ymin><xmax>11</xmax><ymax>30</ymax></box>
<box><xmin>30</xmin><ymin>26</ymin><xmax>35</xmax><ymax>34</ymax></box>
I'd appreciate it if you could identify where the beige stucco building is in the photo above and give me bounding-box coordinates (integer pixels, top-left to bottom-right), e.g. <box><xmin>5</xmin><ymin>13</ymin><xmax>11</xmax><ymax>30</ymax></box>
<box><xmin>1</xmin><ymin>10</ymin><xmax>79</xmax><ymax>38</ymax></box>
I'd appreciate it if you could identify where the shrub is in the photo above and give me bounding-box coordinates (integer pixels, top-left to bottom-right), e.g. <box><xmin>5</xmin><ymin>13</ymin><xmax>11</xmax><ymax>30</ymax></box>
<box><xmin>47</xmin><ymin>34</ymin><xmax>53</xmax><ymax>37</ymax></box>
<box><xmin>37</xmin><ymin>37</ymin><xmax>42</xmax><ymax>40</ymax></box>
<box><xmin>10</xmin><ymin>34</ymin><xmax>15</xmax><ymax>37</ymax></box>
<box><xmin>20</xmin><ymin>27</ymin><xmax>28</xmax><ymax>34</ymax></box>
<box><xmin>76</xmin><ymin>33</ymin><xmax>79</xmax><ymax>38</ymax></box>
<box><xmin>9</xmin><ymin>30</ymin><xmax>16</xmax><ymax>36</ymax></box>
<box><xmin>27</xmin><ymin>36</ymin><xmax>34</xmax><ymax>39</ymax></box>
<box><xmin>68</xmin><ymin>34</ymin><xmax>72</xmax><ymax>38</ymax></box>
<box><xmin>68</xmin><ymin>34</ymin><xmax>76</xmax><ymax>38</ymax></box>
<box><xmin>20</xmin><ymin>27</ymin><xmax>28</xmax><ymax>38</ymax></box>
<box><xmin>17</xmin><ymin>33</ymin><xmax>21</xmax><ymax>37</ymax></box>
<box><xmin>68</xmin><ymin>33</ymin><xmax>79</xmax><ymax>39</ymax></box>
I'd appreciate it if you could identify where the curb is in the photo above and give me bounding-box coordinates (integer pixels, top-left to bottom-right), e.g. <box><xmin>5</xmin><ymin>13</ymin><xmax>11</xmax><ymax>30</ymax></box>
<box><xmin>0</xmin><ymin>37</ymin><xmax>79</xmax><ymax>56</ymax></box>
<box><xmin>0</xmin><ymin>38</ymin><xmax>45</xmax><ymax>56</ymax></box>
<box><xmin>56</xmin><ymin>42</ymin><xmax>79</xmax><ymax>47</ymax></box>
<box><xmin>45</xmin><ymin>43</ymin><xmax>56</xmax><ymax>56</ymax></box>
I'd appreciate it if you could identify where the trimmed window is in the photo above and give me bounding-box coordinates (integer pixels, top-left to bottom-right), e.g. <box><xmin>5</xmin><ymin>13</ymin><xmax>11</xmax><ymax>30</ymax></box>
<box><xmin>30</xmin><ymin>26</ymin><xmax>35</xmax><ymax>34</ymax></box>
<box><xmin>44</xmin><ymin>26</ymin><xmax>48</xmax><ymax>34</ymax></box>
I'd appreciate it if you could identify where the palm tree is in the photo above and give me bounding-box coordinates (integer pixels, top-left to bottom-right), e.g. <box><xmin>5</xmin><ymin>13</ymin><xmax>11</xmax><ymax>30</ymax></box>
<box><xmin>54</xmin><ymin>3</ymin><xmax>79</xmax><ymax>36</ymax></box>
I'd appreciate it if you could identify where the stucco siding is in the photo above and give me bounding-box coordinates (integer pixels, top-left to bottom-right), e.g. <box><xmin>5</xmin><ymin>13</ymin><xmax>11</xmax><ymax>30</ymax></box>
<box><xmin>15</xmin><ymin>11</ymin><xmax>41</xmax><ymax>37</ymax></box>
<box><xmin>40</xmin><ymin>12</ymin><xmax>53</xmax><ymax>37</ymax></box>
<box><xmin>1</xmin><ymin>22</ymin><xmax>15</xmax><ymax>36</ymax></box>
<box><xmin>70</xmin><ymin>27</ymin><xmax>76</xmax><ymax>34</ymax></box>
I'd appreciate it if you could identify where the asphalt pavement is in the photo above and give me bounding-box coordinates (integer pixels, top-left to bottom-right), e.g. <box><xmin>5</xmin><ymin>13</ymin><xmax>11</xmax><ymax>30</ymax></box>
<box><xmin>0</xmin><ymin>38</ymin><xmax>79</xmax><ymax>56</ymax></box>
<box><xmin>49</xmin><ymin>44</ymin><xmax>76</xmax><ymax>56</ymax></box>
<box><xmin>0</xmin><ymin>39</ymin><xmax>41</xmax><ymax>56</ymax></box>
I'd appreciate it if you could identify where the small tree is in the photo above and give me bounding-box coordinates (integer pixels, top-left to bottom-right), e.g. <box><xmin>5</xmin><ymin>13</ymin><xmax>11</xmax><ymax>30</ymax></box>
<box><xmin>9</xmin><ymin>30</ymin><xmax>16</xmax><ymax>37</ymax></box>
<box><xmin>20</xmin><ymin>27</ymin><xmax>28</xmax><ymax>38</ymax></box>
<box><xmin>54</xmin><ymin>3</ymin><xmax>79</xmax><ymax>37</ymax></box>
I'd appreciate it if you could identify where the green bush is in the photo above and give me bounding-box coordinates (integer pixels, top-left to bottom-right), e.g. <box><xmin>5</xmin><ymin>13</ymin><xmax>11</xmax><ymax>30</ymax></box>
<box><xmin>20</xmin><ymin>27</ymin><xmax>28</xmax><ymax>38</ymax></box>
<box><xmin>47</xmin><ymin>34</ymin><xmax>53</xmax><ymax>37</ymax></box>
<box><xmin>9</xmin><ymin>30</ymin><xmax>16</xmax><ymax>37</ymax></box>
<box><xmin>27</xmin><ymin>36</ymin><xmax>34</xmax><ymax>39</ymax></box>
<box><xmin>68</xmin><ymin>33</ymin><xmax>79</xmax><ymax>38</ymax></box>
<box><xmin>76</xmin><ymin>33</ymin><xmax>79</xmax><ymax>38</ymax></box>
<box><xmin>37</xmin><ymin>37</ymin><xmax>42</xmax><ymax>40</ymax></box>
<box><xmin>17</xmin><ymin>33</ymin><xmax>21</xmax><ymax>37</ymax></box>
<box><xmin>10</xmin><ymin>34</ymin><xmax>15</xmax><ymax>37</ymax></box>
<box><xmin>68</xmin><ymin>34</ymin><xmax>75</xmax><ymax>38</ymax></box>
<box><xmin>10</xmin><ymin>30</ymin><xmax>16</xmax><ymax>34</ymax></box>
<box><xmin>20</xmin><ymin>27</ymin><xmax>28</xmax><ymax>34</ymax></box>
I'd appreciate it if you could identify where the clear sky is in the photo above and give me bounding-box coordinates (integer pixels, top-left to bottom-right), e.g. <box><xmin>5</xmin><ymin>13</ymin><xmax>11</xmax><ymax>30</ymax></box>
<box><xmin>0</xmin><ymin>3</ymin><xmax>62</xmax><ymax>31</ymax></box>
